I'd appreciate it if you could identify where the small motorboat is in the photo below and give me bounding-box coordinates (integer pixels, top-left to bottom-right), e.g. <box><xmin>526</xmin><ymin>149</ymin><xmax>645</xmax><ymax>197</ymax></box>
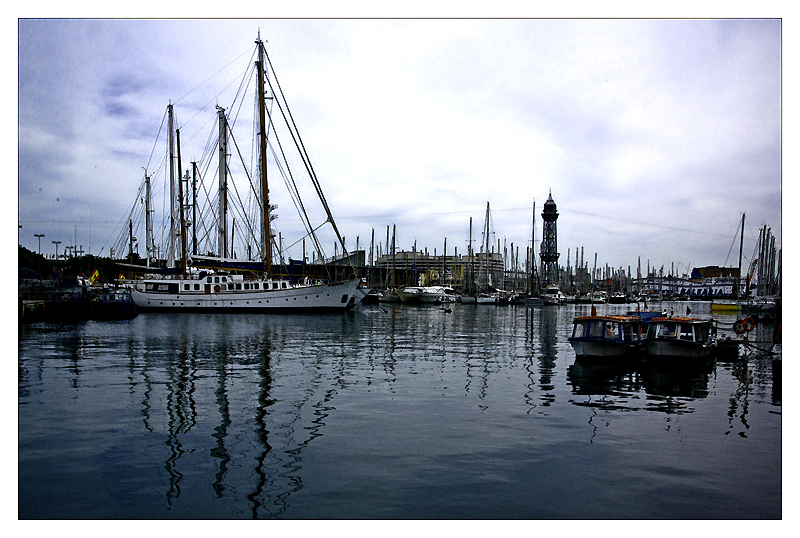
<box><xmin>644</xmin><ymin>317</ymin><xmax>716</xmax><ymax>360</ymax></box>
<box><xmin>568</xmin><ymin>308</ymin><xmax>644</xmax><ymax>360</ymax></box>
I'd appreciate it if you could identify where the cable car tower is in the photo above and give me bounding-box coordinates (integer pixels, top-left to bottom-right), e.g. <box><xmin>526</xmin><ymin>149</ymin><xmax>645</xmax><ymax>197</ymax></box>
<box><xmin>540</xmin><ymin>190</ymin><xmax>560</xmax><ymax>287</ymax></box>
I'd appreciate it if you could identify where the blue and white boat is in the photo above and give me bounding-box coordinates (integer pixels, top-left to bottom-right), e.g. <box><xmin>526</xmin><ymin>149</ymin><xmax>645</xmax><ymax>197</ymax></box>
<box><xmin>568</xmin><ymin>311</ymin><xmax>644</xmax><ymax>360</ymax></box>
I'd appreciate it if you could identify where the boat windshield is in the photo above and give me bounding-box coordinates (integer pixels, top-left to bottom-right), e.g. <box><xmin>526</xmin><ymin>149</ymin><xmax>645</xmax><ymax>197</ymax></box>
<box><xmin>694</xmin><ymin>324</ymin><xmax>709</xmax><ymax>342</ymax></box>
<box><xmin>650</xmin><ymin>322</ymin><xmax>678</xmax><ymax>339</ymax></box>
<box><xmin>572</xmin><ymin>322</ymin><xmax>588</xmax><ymax>338</ymax></box>
<box><xmin>605</xmin><ymin>322</ymin><xmax>620</xmax><ymax>339</ymax></box>
<box><xmin>679</xmin><ymin>324</ymin><xmax>694</xmax><ymax>341</ymax></box>
<box><xmin>621</xmin><ymin>323</ymin><xmax>637</xmax><ymax>341</ymax></box>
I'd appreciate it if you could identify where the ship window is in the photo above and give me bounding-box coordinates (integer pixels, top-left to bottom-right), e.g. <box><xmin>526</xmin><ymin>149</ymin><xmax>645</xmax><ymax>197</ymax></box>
<box><xmin>244</xmin><ymin>283</ymin><xmax>250</xmax><ymax>290</ymax></box>
<box><xmin>341</xmin><ymin>294</ymin><xmax>349</xmax><ymax>303</ymax></box>
<box><xmin>606</xmin><ymin>322</ymin><xmax>619</xmax><ymax>338</ymax></box>
<box><xmin>222</xmin><ymin>277</ymin><xmax>227</xmax><ymax>283</ymax></box>
<box><xmin>695</xmin><ymin>324</ymin><xmax>708</xmax><ymax>341</ymax></box>
<box><xmin>589</xmin><ymin>322</ymin><xmax>603</xmax><ymax>338</ymax></box>
<box><xmin>622</xmin><ymin>324</ymin><xmax>635</xmax><ymax>341</ymax></box>
<box><xmin>282</xmin><ymin>282</ymin><xmax>288</xmax><ymax>289</ymax></box>
<box><xmin>194</xmin><ymin>284</ymin><xmax>200</xmax><ymax>291</ymax></box>
<box><xmin>236</xmin><ymin>283</ymin><xmax>242</xmax><ymax>290</ymax></box>
<box><xmin>183</xmin><ymin>284</ymin><xmax>190</xmax><ymax>291</ymax></box>
<box><xmin>207</xmin><ymin>277</ymin><xmax>213</xmax><ymax>283</ymax></box>
<box><xmin>214</xmin><ymin>277</ymin><xmax>220</xmax><ymax>284</ymax></box>
<box><xmin>572</xmin><ymin>323</ymin><xmax>587</xmax><ymax>338</ymax></box>
<box><xmin>679</xmin><ymin>325</ymin><xmax>694</xmax><ymax>341</ymax></box>
<box><xmin>253</xmin><ymin>283</ymin><xmax>259</xmax><ymax>290</ymax></box>
<box><xmin>657</xmin><ymin>323</ymin><xmax>677</xmax><ymax>339</ymax></box>
<box><xmin>228</xmin><ymin>284</ymin><xmax>235</xmax><ymax>291</ymax></box>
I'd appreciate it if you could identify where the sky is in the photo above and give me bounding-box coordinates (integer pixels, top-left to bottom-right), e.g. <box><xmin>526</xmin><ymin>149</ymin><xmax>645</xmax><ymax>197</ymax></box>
<box><xmin>16</xmin><ymin>17</ymin><xmax>783</xmax><ymax>277</ymax></box>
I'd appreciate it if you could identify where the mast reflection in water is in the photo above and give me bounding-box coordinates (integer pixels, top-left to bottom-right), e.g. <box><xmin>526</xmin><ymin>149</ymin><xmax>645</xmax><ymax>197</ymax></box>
<box><xmin>19</xmin><ymin>303</ymin><xmax>780</xmax><ymax>519</ymax></box>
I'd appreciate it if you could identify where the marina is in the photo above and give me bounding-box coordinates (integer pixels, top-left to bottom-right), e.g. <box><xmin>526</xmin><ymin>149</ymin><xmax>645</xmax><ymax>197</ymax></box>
<box><xmin>18</xmin><ymin>301</ymin><xmax>780</xmax><ymax>519</ymax></box>
<box><xmin>17</xmin><ymin>22</ymin><xmax>782</xmax><ymax>521</ymax></box>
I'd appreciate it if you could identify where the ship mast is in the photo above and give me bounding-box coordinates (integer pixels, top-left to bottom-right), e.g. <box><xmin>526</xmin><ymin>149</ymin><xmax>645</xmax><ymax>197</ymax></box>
<box><xmin>255</xmin><ymin>36</ymin><xmax>272</xmax><ymax>275</ymax></box>
<box><xmin>167</xmin><ymin>103</ymin><xmax>176</xmax><ymax>268</ymax></box>
<box><xmin>217</xmin><ymin>105</ymin><xmax>228</xmax><ymax>259</ymax></box>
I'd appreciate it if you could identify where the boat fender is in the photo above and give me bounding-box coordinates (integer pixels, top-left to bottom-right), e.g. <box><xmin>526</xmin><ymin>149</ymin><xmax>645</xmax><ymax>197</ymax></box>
<box><xmin>743</xmin><ymin>317</ymin><xmax>756</xmax><ymax>332</ymax></box>
<box><xmin>214</xmin><ymin>285</ymin><xmax>221</xmax><ymax>292</ymax></box>
<box><xmin>733</xmin><ymin>320</ymin><xmax>745</xmax><ymax>335</ymax></box>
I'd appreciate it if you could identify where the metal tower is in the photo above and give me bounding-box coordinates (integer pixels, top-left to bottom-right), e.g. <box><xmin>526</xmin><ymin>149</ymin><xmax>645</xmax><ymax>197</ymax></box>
<box><xmin>540</xmin><ymin>190</ymin><xmax>560</xmax><ymax>287</ymax></box>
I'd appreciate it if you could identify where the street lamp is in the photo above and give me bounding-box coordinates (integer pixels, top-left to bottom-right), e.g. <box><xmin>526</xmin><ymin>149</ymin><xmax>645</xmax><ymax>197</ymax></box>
<box><xmin>34</xmin><ymin>234</ymin><xmax>45</xmax><ymax>255</ymax></box>
<box><xmin>52</xmin><ymin>240</ymin><xmax>61</xmax><ymax>260</ymax></box>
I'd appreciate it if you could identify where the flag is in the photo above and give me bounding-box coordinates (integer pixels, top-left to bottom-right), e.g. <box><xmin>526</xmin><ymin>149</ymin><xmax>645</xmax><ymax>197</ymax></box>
<box><xmin>118</xmin><ymin>273</ymin><xmax>125</xmax><ymax>281</ymax></box>
<box><xmin>89</xmin><ymin>269</ymin><xmax>100</xmax><ymax>284</ymax></box>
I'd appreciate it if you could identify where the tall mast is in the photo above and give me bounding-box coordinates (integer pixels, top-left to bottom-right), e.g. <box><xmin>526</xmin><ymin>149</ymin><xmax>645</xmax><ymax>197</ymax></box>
<box><xmin>736</xmin><ymin>213</ymin><xmax>745</xmax><ymax>297</ymax></box>
<box><xmin>391</xmin><ymin>224</ymin><xmax>396</xmax><ymax>290</ymax></box>
<box><xmin>255</xmin><ymin>36</ymin><xmax>272</xmax><ymax>275</ymax></box>
<box><xmin>468</xmin><ymin>217</ymin><xmax>473</xmax><ymax>294</ymax></box>
<box><xmin>191</xmin><ymin>162</ymin><xmax>198</xmax><ymax>256</ymax></box>
<box><xmin>144</xmin><ymin>171</ymin><xmax>153</xmax><ymax>268</ymax></box>
<box><xmin>167</xmin><ymin>103</ymin><xmax>176</xmax><ymax>268</ymax></box>
<box><xmin>176</xmin><ymin>129</ymin><xmax>187</xmax><ymax>276</ymax></box>
<box><xmin>217</xmin><ymin>105</ymin><xmax>228</xmax><ymax>259</ymax></box>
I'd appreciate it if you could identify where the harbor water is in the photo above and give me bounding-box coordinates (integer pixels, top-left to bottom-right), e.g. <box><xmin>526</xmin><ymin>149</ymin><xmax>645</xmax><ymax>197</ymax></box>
<box><xmin>18</xmin><ymin>302</ymin><xmax>781</xmax><ymax>519</ymax></box>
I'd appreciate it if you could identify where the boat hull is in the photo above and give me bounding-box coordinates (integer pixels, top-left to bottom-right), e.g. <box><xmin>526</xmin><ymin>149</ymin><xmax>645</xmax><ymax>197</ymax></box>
<box><xmin>131</xmin><ymin>279</ymin><xmax>361</xmax><ymax>312</ymax></box>
<box><xmin>397</xmin><ymin>288</ymin><xmax>422</xmax><ymax>303</ymax></box>
<box><xmin>568</xmin><ymin>338</ymin><xmax>643</xmax><ymax>359</ymax></box>
<box><xmin>644</xmin><ymin>339</ymin><xmax>716</xmax><ymax>359</ymax></box>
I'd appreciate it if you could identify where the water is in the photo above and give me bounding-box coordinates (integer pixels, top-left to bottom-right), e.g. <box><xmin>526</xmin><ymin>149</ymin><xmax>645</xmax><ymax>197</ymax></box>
<box><xmin>18</xmin><ymin>302</ymin><xmax>781</xmax><ymax>519</ymax></box>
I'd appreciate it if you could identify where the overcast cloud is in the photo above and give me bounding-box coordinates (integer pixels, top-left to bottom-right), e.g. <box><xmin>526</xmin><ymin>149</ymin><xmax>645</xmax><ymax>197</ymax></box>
<box><xmin>17</xmin><ymin>18</ymin><xmax>781</xmax><ymax>276</ymax></box>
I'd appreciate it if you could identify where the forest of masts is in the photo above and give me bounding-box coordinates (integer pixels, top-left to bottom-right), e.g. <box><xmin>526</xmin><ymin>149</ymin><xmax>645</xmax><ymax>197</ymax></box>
<box><xmin>344</xmin><ymin>222</ymin><xmax>780</xmax><ymax>298</ymax></box>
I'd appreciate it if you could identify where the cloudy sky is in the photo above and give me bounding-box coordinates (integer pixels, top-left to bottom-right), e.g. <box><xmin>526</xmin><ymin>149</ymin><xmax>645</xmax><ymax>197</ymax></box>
<box><xmin>17</xmin><ymin>17</ymin><xmax>782</xmax><ymax>276</ymax></box>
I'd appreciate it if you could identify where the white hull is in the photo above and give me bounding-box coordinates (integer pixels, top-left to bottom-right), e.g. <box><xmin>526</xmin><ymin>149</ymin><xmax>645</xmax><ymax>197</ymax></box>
<box><xmin>569</xmin><ymin>339</ymin><xmax>639</xmax><ymax>358</ymax></box>
<box><xmin>378</xmin><ymin>290</ymin><xmax>402</xmax><ymax>303</ymax></box>
<box><xmin>644</xmin><ymin>340</ymin><xmax>715</xmax><ymax>359</ymax></box>
<box><xmin>131</xmin><ymin>278</ymin><xmax>361</xmax><ymax>312</ymax></box>
<box><xmin>397</xmin><ymin>287</ymin><xmax>422</xmax><ymax>303</ymax></box>
<box><xmin>477</xmin><ymin>295</ymin><xmax>499</xmax><ymax>304</ymax></box>
<box><xmin>418</xmin><ymin>286</ymin><xmax>452</xmax><ymax>303</ymax></box>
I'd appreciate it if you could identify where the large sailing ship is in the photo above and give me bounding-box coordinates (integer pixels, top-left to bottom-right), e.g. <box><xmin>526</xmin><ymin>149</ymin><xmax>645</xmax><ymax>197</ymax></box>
<box><xmin>126</xmin><ymin>34</ymin><xmax>361</xmax><ymax>311</ymax></box>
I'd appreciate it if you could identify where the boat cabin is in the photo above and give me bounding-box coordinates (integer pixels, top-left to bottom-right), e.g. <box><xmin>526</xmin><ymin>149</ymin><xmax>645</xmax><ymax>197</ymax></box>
<box><xmin>571</xmin><ymin>316</ymin><xmax>642</xmax><ymax>342</ymax></box>
<box><xmin>646</xmin><ymin>318</ymin><xmax>710</xmax><ymax>343</ymax></box>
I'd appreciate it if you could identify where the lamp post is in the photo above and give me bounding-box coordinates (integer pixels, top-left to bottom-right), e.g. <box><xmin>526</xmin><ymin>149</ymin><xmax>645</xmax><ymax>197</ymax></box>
<box><xmin>52</xmin><ymin>241</ymin><xmax>61</xmax><ymax>266</ymax></box>
<box><xmin>34</xmin><ymin>234</ymin><xmax>44</xmax><ymax>255</ymax></box>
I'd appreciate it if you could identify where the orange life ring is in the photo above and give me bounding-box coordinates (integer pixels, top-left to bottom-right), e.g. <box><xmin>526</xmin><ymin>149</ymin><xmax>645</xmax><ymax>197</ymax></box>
<box><xmin>743</xmin><ymin>316</ymin><xmax>755</xmax><ymax>332</ymax></box>
<box><xmin>214</xmin><ymin>285</ymin><xmax>221</xmax><ymax>292</ymax></box>
<box><xmin>733</xmin><ymin>320</ymin><xmax>745</xmax><ymax>335</ymax></box>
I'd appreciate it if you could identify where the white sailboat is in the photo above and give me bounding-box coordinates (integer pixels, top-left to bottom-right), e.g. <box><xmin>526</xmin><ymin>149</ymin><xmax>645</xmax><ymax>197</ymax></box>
<box><xmin>128</xmin><ymin>35</ymin><xmax>360</xmax><ymax>312</ymax></box>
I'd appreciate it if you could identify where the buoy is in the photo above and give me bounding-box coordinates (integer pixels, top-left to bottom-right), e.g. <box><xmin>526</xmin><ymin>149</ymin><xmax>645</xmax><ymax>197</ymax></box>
<box><xmin>743</xmin><ymin>317</ymin><xmax>756</xmax><ymax>332</ymax></box>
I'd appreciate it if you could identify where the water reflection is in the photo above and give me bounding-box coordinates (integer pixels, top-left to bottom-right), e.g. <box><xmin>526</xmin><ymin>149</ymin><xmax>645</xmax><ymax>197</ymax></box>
<box><xmin>567</xmin><ymin>354</ymin><xmax>719</xmax><ymax>410</ymax></box>
<box><xmin>18</xmin><ymin>304</ymin><xmax>781</xmax><ymax>519</ymax></box>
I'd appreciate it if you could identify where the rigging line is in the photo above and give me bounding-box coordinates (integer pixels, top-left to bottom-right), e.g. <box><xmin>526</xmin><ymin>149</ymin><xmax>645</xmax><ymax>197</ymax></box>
<box><xmin>173</xmin><ymin>45</ymin><xmax>255</xmax><ymax>109</ymax></box>
<box><xmin>222</xmin><ymin>155</ymin><xmax>260</xmax><ymax>251</ymax></box>
<box><xmin>269</xmin><ymin>139</ymin><xmax>326</xmax><ymax>259</ymax></box>
<box><xmin>226</xmin><ymin>122</ymin><xmax>262</xmax><ymax>209</ymax></box>
<box><xmin>264</xmin><ymin>52</ymin><xmax>346</xmax><ymax>254</ymax></box>
<box><xmin>282</xmin><ymin>221</ymin><xmax>330</xmax><ymax>252</ymax></box>
<box><xmin>722</xmin><ymin>213</ymin><xmax>744</xmax><ymax>268</ymax></box>
<box><xmin>267</xmin><ymin>127</ymin><xmax>313</xmax><ymax>236</ymax></box>
<box><xmin>261</xmin><ymin>98</ymin><xmax>324</xmax><ymax>257</ymax></box>
<box><xmin>145</xmin><ymin>107</ymin><xmax>169</xmax><ymax>172</ymax></box>
<box><xmin>107</xmin><ymin>176</ymin><xmax>147</xmax><ymax>254</ymax></box>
